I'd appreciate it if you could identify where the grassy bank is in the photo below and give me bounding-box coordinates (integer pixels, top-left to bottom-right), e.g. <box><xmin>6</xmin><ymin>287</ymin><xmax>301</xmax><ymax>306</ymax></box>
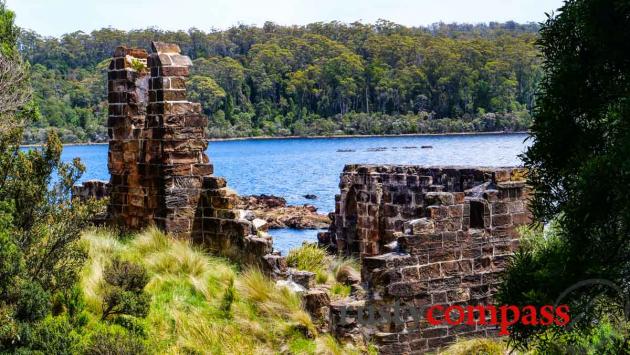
<box><xmin>79</xmin><ymin>227</ymin><xmax>371</xmax><ymax>354</ymax></box>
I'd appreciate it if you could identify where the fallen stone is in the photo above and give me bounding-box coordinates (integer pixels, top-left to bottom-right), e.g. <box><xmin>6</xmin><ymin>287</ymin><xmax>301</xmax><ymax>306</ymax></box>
<box><xmin>336</xmin><ymin>266</ymin><xmax>361</xmax><ymax>286</ymax></box>
<box><xmin>303</xmin><ymin>288</ymin><xmax>330</xmax><ymax>319</ymax></box>
<box><xmin>290</xmin><ymin>269</ymin><xmax>316</xmax><ymax>289</ymax></box>
<box><xmin>252</xmin><ymin>218</ymin><xmax>268</xmax><ymax>231</ymax></box>
<box><xmin>263</xmin><ymin>254</ymin><xmax>288</xmax><ymax>276</ymax></box>
<box><xmin>277</xmin><ymin>280</ymin><xmax>306</xmax><ymax>293</ymax></box>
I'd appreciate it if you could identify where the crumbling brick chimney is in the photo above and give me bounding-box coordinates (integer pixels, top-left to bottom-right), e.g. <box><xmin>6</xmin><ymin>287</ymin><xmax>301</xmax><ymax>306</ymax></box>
<box><xmin>144</xmin><ymin>42</ymin><xmax>213</xmax><ymax>235</ymax></box>
<box><xmin>107</xmin><ymin>46</ymin><xmax>150</xmax><ymax>229</ymax></box>
<box><xmin>105</xmin><ymin>42</ymin><xmax>269</xmax><ymax>259</ymax></box>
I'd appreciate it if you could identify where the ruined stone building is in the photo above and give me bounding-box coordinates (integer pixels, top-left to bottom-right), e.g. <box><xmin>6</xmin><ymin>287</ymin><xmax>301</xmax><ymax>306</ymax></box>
<box><xmin>319</xmin><ymin>165</ymin><xmax>531</xmax><ymax>353</ymax></box>
<box><xmin>70</xmin><ymin>41</ymin><xmax>535</xmax><ymax>354</ymax></box>
<box><xmin>105</xmin><ymin>42</ymin><xmax>272</xmax><ymax>264</ymax></box>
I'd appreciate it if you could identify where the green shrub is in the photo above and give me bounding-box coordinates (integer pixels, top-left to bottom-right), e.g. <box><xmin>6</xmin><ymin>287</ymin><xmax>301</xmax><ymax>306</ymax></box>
<box><xmin>25</xmin><ymin>315</ymin><xmax>82</xmax><ymax>355</ymax></box>
<box><xmin>15</xmin><ymin>281</ymin><xmax>50</xmax><ymax>322</ymax></box>
<box><xmin>528</xmin><ymin>319</ymin><xmax>629</xmax><ymax>355</ymax></box>
<box><xmin>220</xmin><ymin>277</ymin><xmax>236</xmax><ymax>317</ymax></box>
<box><xmin>101</xmin><ymin>258</ymin><xmax>150</xmax><ymax>320</ymax></box>
<box><xmin>286</xmin><ymin>243</ymin><xmax>328</xmax><ymax>274</ymax></box>
<box><xmin>85</xmin><ymin>324</ymin><xmax>147</xmax><ymax>355</ymax></box>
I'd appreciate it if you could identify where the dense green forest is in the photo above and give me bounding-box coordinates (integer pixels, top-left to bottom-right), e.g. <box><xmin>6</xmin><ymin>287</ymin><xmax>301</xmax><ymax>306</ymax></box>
<box><xmin>19</xmin><ymin>21</ymin><xmax>541</xmax><ymax>143</ymax></box>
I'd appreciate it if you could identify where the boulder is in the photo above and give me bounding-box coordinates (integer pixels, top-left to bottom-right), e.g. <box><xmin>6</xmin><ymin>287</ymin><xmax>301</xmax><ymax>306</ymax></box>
<box><xmin>252</xmin><ymin>218</ymin><xmax>268</xmax><ymax>231</ymax></box>
<box><xmin>303</xmin><ymin>289</ymin><xmax>330</xmax><ymax>319</ymax></box>
<box><xmin>262</xmin><ymin>254</ymin><xmax>288</xmax><ymax>277</ymax></box>
<box><xmin>290</xmin><ymin>269</ymin><xmax>316</xmax><ymax>289</ymax></box>
<box><xmin>336</xmin><ymin>265</ymin><xmax>361</xmax><ymax>286</ymax></box>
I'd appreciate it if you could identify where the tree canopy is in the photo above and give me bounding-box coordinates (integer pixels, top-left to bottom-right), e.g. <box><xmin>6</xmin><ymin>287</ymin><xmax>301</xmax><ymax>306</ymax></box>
<box><xmin>499</xmin><ymin>0</ymin><xmax>630</xmax><ymax>351</ymax></box>
<box><xmin>18</xmin><ymin>21</ymin><xmax>541</xmax><ymax>142</ymax></box>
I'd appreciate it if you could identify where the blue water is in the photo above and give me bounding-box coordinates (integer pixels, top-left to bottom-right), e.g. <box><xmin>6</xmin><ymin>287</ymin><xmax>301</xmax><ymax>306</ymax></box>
<box><xmin>60</xmin><ymin>133</ymin><xmax>529</xmax><ymax>254</ymax></box>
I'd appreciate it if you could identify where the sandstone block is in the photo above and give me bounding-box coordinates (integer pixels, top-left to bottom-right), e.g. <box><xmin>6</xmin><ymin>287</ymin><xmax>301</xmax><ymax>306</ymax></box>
<box><xmin>303</xmin><ymin>289</ymin><xmax>330</xmax><ymax>319</ymax></box>
<box><xmin>290</xmin><ymin>270</ymin><xmax>316</xmax><ymax>289</ymax></box>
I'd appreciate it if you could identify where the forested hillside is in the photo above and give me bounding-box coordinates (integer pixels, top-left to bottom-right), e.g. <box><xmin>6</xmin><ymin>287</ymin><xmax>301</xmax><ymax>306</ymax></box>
<box><xmin>19</xmin><ymin>21</ymin><xmax>541</xmax><ymax>143</ymax></box>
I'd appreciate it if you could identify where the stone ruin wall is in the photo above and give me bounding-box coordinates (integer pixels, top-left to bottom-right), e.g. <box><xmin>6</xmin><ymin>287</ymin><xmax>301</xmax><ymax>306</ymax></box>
<box><xmin>320</xmin><ymin>165</ymin><xmax>531</xmax><ymax>353</ymax></box>
<box><xmin>105</xmin><ymin>42</ymin><xmax>272</xmax><ymax>265</ymax></box>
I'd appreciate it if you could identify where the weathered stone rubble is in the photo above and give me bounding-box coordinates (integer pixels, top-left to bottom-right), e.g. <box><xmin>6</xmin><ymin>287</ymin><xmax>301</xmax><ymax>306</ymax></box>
<box><xmin>72</xmin><ymin>180</ymin><xmax>110</xmax><ymax>201</ymax></box>
<box><xmin>236</xmin><ymin>194</ymin><xmax>331</xmax><ymax>229</ymax></box>
<box><xmin>319</xmin><ymin>165</ymin><xmax>531</xmax><ymax>353</ymax></box>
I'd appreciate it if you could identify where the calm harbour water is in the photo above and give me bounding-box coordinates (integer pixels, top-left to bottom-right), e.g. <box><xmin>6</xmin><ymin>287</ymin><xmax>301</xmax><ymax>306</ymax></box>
<box><xmin>61</xmin><ymin>133</ymin><xmax>529</xmax><ymax>254</ymax></box>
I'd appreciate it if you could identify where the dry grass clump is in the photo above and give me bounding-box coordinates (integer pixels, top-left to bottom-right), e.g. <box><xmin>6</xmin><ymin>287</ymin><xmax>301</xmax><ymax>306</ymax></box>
<box><xmin>239</xmin><ymin>268</ymin><xmax>317</xmax><ymax>337</ymax></box>
<box><xmin>439</xmin><ymin>338</ymin><xmax>508</xmax><ymax>355</ymax></box>
<box><xmin>331</xmin><ymin>257</ymin><xmax>361</xmax><ymax>283</ymax></box>
<box><xmin>315</xmin><ymin>334</ymin><xmax>377</xmax><ymax>355</ymax></box>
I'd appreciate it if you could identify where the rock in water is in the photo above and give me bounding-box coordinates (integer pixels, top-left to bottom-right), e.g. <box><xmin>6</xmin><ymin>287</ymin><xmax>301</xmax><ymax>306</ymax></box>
<box><xmin>303</xmin><ymin>194</ymin><xmax>318</xmax><ymax>200</ymax></box>
<box><xmin>236</xmin><ymin>194</ymin><xmax>331</xmax><ymax>229</ymax></box>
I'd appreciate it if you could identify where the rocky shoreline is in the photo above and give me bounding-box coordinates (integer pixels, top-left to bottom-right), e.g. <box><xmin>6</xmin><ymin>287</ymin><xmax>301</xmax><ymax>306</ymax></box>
<box><xmin>236</xmin><ymin>194</ymin><xmax>331</xmax><ymax>229</ymax></box>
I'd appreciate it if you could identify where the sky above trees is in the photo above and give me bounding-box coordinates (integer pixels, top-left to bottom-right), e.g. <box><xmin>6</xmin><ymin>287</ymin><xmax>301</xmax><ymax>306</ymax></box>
<box><xmin>8</xmin><ymin>0</ymin><xmax>563</xmax><ymax>37</ymax></box>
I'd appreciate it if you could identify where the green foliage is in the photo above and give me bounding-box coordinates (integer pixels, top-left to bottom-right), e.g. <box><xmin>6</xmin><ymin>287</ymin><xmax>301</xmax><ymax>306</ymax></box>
<box><xmin>499</xmin><ymin>0</ymin><xmax>630</xmax><ymax>350</ymax></box>
<box><xmin>286</xmin><ymin>243</ymin><xmax>329</xmax><ymax>275</ymax></box>
<box><xmin>0</xmin><ymin>0</ymin><xmax>18</xmax><ymax>57</ymax></box>
<box><xmin>101</xmin><ymin>258</ymin><xmax>150</xmax><ymax>320</ymax></box>
<box><xmin>1</xmin><ymin>3</ymin><xmax>103</xmax><ymax>352</ymax></box>
<box><xmin>25</xmin><ymin>315</ymin><xmax>83</xmax><ymax>354</ymax></box>
<box><xmin>84</xmin><ymin>324</ymin><xmax>148</xmax><ymax>355</ymax></box>
<box><xmin>526</xmin><ymin>319</ymin><xmax>629</xmax><ymax>354</ymax></box>
<box><xmin>129</xmin><ymin>58</ymin><xmax>146</xmax><ymax>72</ymax></box>
<box><xmin>330</xmin><ymin>283</ymin><xmax>351</xmax><ymax>298</ymax></box>
<box><xmin>17</xmin><ymin>21</ymin><xmax>540</xmax><ymax>142</ymax></box>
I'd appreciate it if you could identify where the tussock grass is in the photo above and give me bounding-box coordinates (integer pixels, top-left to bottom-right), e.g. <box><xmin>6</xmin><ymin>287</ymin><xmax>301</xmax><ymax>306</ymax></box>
<box><xmin>80</xmin><ymin>227</ymin><xmax>327</xmax><ymax>354</ymax></box>
<box><xmin>81</xmin><ymin>227</ymin><xmax>127</xmax><ymax>311</ymax></box>
<box><xmin>130</xmin><ymin>225</ymin><xmax>170</xmax><ymax>254</ymax></box>
<box><xmin>439</xmin><ymin>338</ymin><xmax>507</xmax><ymax>355</ymax></box>
<box><xmin>330</xmin><ymin>283</ymin><xmax>352</xmax><ymax>299</ymax></box>
<box><xmin>316</xmin><ymin>334</ymin><xmax>371</xmax><ymax>355</ymax></box>
<box><xmin>239</xmin><ymin>268</ymin><xmax>317</xmax><ymax>336</ymax></box>
<box><xmin>286</xmin><ymin>243</ymin><xmax>329</xmax><ymax>274</ymax></box>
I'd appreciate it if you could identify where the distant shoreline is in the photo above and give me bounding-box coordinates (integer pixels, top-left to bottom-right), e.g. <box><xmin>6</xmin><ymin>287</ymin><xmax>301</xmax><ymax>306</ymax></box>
<box><xmin>21</xmin><ymin>131</ymin><xmax>529</xmax><ymax>147</ymax></box>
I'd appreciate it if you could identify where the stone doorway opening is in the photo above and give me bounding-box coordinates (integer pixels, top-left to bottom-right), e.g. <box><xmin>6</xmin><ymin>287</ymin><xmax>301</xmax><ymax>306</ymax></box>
<box><xmin>344</xmin><ymin>187</ymin><xmax>360</xmax><ymax>255</ymax></box>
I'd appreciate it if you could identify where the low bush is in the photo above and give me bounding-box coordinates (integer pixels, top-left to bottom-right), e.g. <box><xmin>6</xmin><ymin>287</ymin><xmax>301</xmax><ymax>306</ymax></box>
<box><xmin>286</xmin><ymin>243</ymin><xmax>329</xmax><ymax>275</ymax></box>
